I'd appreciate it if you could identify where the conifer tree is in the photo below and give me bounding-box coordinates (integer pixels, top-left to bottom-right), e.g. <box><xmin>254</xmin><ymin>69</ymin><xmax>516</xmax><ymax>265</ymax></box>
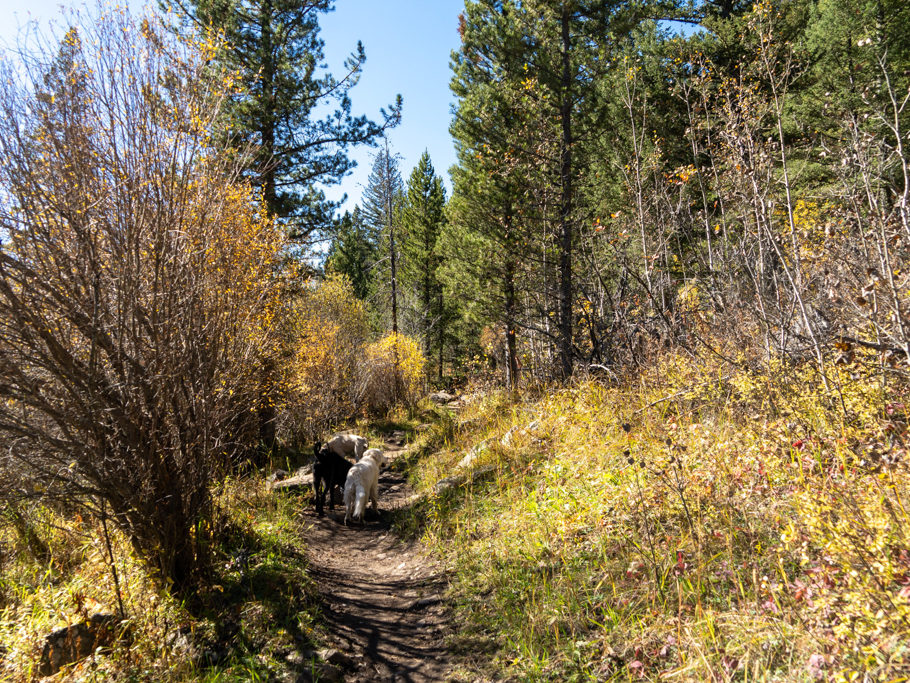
<box><xmin>519</xmin><ymin>0</ymin><xmax>644</xmax><ymax>378</ymax></box>
<box><xmin>401</xmin><ymin>151</ymin><xmax>448</xmax><ymax>379</ymax></box>
<box><xmin>162</xmin><ymin>0</ymin><xmax>401</xmax><ymax>237</ymax></box>
<box><xmin>361</xmin><ymin>141</ymin><xmax>404</xmax><ymax>334</ymax></box>
<box><xmin>450</xmin><ymin>0</ymin><xmax>646</xmax><ymax>379</ymax></box>
<box><xmin>447</xmin><ymin>0</ymin><xmax>539</xmax><ymax>387</ymax></box>
<box><xmin>325</xmin><ymin>207</ymin><xmax>377</xmax><ymax>301</ymax></box>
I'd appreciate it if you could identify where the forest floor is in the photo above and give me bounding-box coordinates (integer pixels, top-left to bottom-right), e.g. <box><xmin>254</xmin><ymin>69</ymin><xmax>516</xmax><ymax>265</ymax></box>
<box><xmin>299</xmin><ymin>434</ymin><xmax>460</xmax><ymax>683</ymax></box>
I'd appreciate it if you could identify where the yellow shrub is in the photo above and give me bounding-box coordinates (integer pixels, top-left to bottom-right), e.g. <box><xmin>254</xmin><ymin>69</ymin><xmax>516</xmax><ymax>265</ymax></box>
<box><xmin>357</xmin><ymin>332</ymin><xmax>426</xmax><ymax>414</ymax></box>
<box><xmin>285</xmin><ymin>280</ymin><xmax>426</xmax><ymax>434</ymax></box>
<box><xmin>286</xmin><ymin>275</ymin><xmax>370</xmax><ymax>437</ymax></box>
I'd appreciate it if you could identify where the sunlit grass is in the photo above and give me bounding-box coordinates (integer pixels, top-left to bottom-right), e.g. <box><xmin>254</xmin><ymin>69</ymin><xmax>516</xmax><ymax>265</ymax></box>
<box><xmin>0</xmin><ymin>473</ymin><xmax>321</xmax><ymax>681</ymax></box>
<box><xmin>409</xmin><ymin>353</ymin><xmax>910</xmax><ymax>681</ymax></box>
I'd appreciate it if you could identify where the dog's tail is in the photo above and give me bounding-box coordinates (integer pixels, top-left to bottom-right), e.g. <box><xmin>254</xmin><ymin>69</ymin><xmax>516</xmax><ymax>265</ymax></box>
<box><xmin>353</xmin><ymin>481</ymin><xmax>368</xmax><ymax>522</ymax></box>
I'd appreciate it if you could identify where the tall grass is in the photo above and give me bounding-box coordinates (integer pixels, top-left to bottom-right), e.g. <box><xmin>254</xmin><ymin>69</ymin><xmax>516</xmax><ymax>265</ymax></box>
<box><xmin>0</xmin><ymin>476</ymin><xmax>320</xmax><ymax>681</ymax></box>
<box><xmin>411</xmin><ymin>354</ymin><xmax>910</xmax><ymax>681</ymax></box>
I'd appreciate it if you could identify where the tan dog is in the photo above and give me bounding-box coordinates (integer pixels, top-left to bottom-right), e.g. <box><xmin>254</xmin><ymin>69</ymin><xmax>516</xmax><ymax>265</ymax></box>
<box><xmin>343</xmin><ymin>448</ymin><xmax>385</xmax><ymax>525</ymax></box>
<box><xmin>321</xmin><ymin>433</ymin><xmax>368</xmax><ymax>461</ymax></box>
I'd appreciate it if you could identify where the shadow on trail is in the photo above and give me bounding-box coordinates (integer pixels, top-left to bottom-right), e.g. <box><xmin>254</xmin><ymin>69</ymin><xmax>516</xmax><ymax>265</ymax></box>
<box><xmin>302</xmin><ymin>455</ymin><xmax>456</xmax><ymax>682</ymax></box>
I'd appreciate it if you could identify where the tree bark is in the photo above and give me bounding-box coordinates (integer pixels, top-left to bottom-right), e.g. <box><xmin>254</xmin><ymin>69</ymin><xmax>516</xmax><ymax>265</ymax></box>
<box><xmin>557</xmin><ymin>7</ymin><xmax>574</xmax><ymax>379</ymax></box>
<box><xmin>505</xmin><ymin>255</ymin><xmax>519</xmax><ymax>390</ymax></box>
<box><xmin>260</xmin><ymin>0</ymin><xmax>278</xmax><ymax>215</ymax></box>
<box><xmin>386</xmin><ymin>140</ymin><xmax>399</xmax><ymax>336</ymax></box>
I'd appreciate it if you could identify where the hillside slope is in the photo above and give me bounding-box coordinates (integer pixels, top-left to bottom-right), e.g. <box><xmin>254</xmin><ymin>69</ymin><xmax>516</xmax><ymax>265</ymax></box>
<box><xmin>406</xmin><ymin>355</ymin><xmax>910</xmax><ymax>681</ymax></box>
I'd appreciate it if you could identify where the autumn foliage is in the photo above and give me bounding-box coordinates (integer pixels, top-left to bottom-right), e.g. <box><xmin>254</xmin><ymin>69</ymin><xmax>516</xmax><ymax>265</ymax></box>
<box><xmin>415</xmin><ymin>351</ymin><xmax>910</xmax><ymax>681</ymax></box>
<box><xmin>358</xmin><ymin>332</ymin><xmax>427</xmax><ymax>414</ymax></box>
<box><xmin>285</xmin><ymin>274</ymin><xmax>371</xmax><ymax>437</ymax></box>
<box><xmin>0</xmin><ymin>9</ymin><xmax>283</xmax><ymax>591</ymax></box>
<box><xmin>285</xmin><ymin>275</ymin><xmax>426</xmax><ymax>439</ymax></box>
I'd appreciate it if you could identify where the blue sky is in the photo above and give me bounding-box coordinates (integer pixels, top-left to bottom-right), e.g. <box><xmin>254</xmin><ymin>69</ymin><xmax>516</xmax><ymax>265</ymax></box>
<box><xmin>320</xmin><ymin>0</ymin><xmax>464</xmax><ymax>210</ymax></box>
<box><xmin>0</xmin><ymin>0</ymin><xmax>465</xmax><ymax>211</ymax></box>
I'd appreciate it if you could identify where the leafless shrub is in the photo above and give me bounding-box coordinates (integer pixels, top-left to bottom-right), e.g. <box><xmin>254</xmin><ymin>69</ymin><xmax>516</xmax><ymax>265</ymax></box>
<box><xmin>0</xmin><ymin>7</ymin><xmax>282</xmax><ymax>592</ymax></box>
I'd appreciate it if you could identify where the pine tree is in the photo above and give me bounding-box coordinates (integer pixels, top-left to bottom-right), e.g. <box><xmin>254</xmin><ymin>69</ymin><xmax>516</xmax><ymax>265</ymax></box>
<box><xmin>518</xmin><ymin>0</ymin><xmax>644</xmax><ymax>378</ymax></box>
<box><xmin>162</xmin><ymin>0</ymin><xmax>401</xmax><ymax>237</ymax></box>
<box><xmin>401</xmin><ymin>151</ymin><xmax>448</xmax><ymax>380</ymax></box>
<box><xmin>361</xmin><ymin>140</ymin><xmax>404</xmax><ymax>334</ymax></box>
<box><xmin>442</xmin><ymin>163</ymin><xmax>526</xmax><ymax>388</ymax></box>
<box><xmin>447</xmin><ymin>0</ymin><xmax>539</xmax><ymax>387</ymax></box>
<box><xmin>324</xmin><ymin>207</ymin><xmax>378</xmax><ymax>301</ymax></box>
<box><xmin>449</xmin><ymin>0</ymin><xmax>647</xmax><ymax>380</ymax></box>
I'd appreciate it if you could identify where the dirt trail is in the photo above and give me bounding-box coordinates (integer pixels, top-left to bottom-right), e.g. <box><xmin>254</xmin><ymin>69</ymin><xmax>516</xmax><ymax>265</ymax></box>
<box><xmin>301</xmin><ymin>437</ymin><xmax>456</xmax><ymax>682</ymax></box>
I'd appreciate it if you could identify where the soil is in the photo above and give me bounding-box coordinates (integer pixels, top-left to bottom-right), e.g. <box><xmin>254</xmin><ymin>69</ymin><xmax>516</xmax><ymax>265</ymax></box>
<box><xmin>300</xmin><ymin>436</ymin><xmax>459</xmax><ymax>682</ymax></box>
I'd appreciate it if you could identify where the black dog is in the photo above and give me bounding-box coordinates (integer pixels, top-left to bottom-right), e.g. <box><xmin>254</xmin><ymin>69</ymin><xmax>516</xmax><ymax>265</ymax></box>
<box><xmin>312</xmin><ymin>441</ymin><xmax>354</xmax><ymax>517</ymax></box>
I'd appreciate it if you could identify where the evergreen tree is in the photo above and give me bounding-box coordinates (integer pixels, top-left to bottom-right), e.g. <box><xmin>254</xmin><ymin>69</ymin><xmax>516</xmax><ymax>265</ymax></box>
<box><xmin>518</xmin><ymin>0</ymin><xmax>646</xmax><ymax>378</ymax></box>
<box><xmin>447</xmin><ymin>0</ymin><xmax>540</xmax><ymax>387</ymax></box>
<box><xmin>361</xmin><ymin>140</ymin><xmax>405</xmax><ymax>334</ymax></box>
<box><xmin>400</xmin><ymin>151</ymin><xmax>448</xmax><ymax>380</ymax></box>
<box><xmin>162</xmin><ymin>0</ymin><xmax>401</xmax><ymax>237</ymax></box>
<box><xmin>325</xmin><ymin>207</ymin><xmax>377</xmax><ymax>301</ymax></box>
<box><xmin>442</xmin><ymin>163</ymin><xmax>527</xmax><ymax>388</ymax></box>
<box><xmin>801</xmin><ymin>0</ymin><xmax>910</xmax><ymax>169</ymax></box>
<box><xmin>449</xmin><ymin>0</ymin><xmax>651</xmax><ymax>379</ymax></box>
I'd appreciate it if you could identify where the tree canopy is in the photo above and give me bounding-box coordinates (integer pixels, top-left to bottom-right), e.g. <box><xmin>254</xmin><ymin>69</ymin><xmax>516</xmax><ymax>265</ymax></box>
<box><xmin>162</xmin><ymin>0</ymin><xmax>402</xmax><ymax>238</ymax></box>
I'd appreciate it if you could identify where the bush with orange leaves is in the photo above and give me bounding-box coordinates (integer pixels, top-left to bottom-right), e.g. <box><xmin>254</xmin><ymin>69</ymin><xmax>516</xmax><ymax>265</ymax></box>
<box><xmin>0</xmin><ymin>9</ymin><xmax>283</xmax><ymax>592</ymax></box>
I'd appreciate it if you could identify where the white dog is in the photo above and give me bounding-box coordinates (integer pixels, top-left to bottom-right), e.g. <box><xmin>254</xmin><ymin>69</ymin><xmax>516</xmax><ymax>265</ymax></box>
<box><xmin>321</xmin><ymin>433</ymin><xmax>368</xmax><ymax>461</ymax></box>
<box><xmin>343</xmin><ymin>448</ymin><xmax>385</xmax><ymax>525</ymax></box>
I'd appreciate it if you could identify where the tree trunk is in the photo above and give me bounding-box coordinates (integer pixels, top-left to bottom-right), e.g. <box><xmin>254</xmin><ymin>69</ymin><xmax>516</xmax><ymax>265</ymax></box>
<box><xmin>260</xmin><ymin>0</ymin><xmax>278</xmax><ymax>215</ymax></box>
<box><xmin>557</xmin><ymin>7</ymin><xmax>574</xmax><ymax>379</ymax></box>
<box><xmin>505</xmin><ymin>255</ymin><xmax>519</xmax><ymax>390</ymax></box>
<box><xmin>438</xmin><ymin>290</ymin><xmax>445</xmax><ymax>382</ymax></box>
<box><xmin>384</xmin><ymin>140</ymin><xmax>401</xmax><ymax>401</ymax></box>
<box><xmin>386</xmin><ymin>141</ymin><xmax>399</xmax><ymax>336</ymax></box>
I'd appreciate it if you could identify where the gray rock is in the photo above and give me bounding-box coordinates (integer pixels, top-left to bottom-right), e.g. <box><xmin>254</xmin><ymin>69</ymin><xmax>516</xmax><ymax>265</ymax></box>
<box><xmin>266</xmin><ymin>470</ymin><xmax>290</xmax><ymax>486</ymax></box>
<box><xmin>286</xmin><ymin>650</ymin><xmax>309</xmax><ymax>666</ymax></box>
<box><xmin>434</xmin><ymin>465</ymin><xmax>496</xmax><ymax>494</ymax></box>
<box><xmin>38</xmin><ymin>613</ymin><xmax>127</xmax><ymax>677</ymax></box>
<box><xmin>165</xmin><ymin>626</ymin><xmax>195</xmax><ymax>657</ymax></box>
<box><xmin>433</xmin><ymin>475</ymin><xmax>464</xmax><ymax>493</ymax></box>
<box><xmin>319</xmin><ymin>648</ymin><xmax>355</xmax><ymax>669</ymax></box>
<box><xmin>429</xmin><ymin>391</ymin><xmax>456</xmax><ymax>404</ymax></box>
<box><xmin>457</xmin><ymin>441</ymin><xmax>488</xmax><ymax>469</ymax></box>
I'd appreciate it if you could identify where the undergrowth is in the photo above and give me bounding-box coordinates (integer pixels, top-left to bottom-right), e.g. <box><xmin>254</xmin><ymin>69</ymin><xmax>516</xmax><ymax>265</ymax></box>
<box><xmin>0</xmin><ymin>474</ymin><xmax>321</xmax><ymax>681</ymax></box>
<box><xmin>410</xmin><ymin>353</ymin><xmax>910</xmax><ymax>682</ymax></box>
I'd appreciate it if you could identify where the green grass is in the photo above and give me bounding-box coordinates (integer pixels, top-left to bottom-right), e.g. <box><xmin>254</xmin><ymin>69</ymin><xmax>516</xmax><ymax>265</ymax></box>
<box><xmin>0</xmin><ymin>475</ymin><xmax>324</xmax><ymax>681</ymax></box>
<box><xmin>402</xmin><ymin>354</ymin><xmax>910</xmax><ymax>682</ymax></box>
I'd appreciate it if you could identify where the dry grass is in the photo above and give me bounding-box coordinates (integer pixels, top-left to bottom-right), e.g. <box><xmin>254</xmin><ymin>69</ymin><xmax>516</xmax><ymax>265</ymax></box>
<box><xmin>408</xmin><ymin>353</ymin><xmax>910</xmax><ymax>682</ymax></box>
<box><xmin>0</xmin><ymin>475</ymin><xmax>321</xmax><ymax>681</ymax></box>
